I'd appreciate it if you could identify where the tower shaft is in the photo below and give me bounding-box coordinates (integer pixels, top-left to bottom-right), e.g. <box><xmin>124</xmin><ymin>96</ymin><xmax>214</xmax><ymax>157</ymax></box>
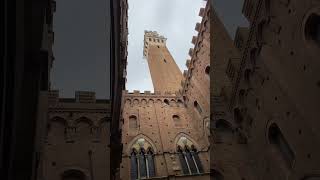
<box><xmin>143</xmin><ymin>31</ymin><xmax>183</xmax><ymax>93</ymax></box>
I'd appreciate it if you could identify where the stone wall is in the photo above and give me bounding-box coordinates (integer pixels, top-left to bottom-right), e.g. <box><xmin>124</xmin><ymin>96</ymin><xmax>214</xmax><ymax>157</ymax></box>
<box><xmin>120</xmin><ymin>91</ymin><xmax>210</xmax><ymax>179</ymax></box>
<box><xmin>42</xmin><ymin>91</ymin><xmax>111</xmax><ymax>180</ymax></box>
<box><xmin>211</xmin><ymin>0</ymin><xmax>320</xmax><ymax>179</ymax></box>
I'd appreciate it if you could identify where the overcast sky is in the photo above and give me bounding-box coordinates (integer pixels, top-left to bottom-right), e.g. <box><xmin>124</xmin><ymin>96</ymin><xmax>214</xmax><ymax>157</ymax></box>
<box><xmin>51</xmin><ymin>0</ymin><xmax>110</xmax><ymax>99</ymax></box>
<box><xmin>212</xmin><ymin>0</ymin><xmax>249</xmax><ymax>38</ymax></box>
<box><xmin>126</xmin><ymin>0</ymin><xmax>206</xmax><ymax>92</ymax></box>
<box><xmin>126</xmin><ymin>0</ymin><xmax>248</xmax><ymax>92</ymax></box>
<box><xmin>51</xmin><ymin>0</ymin><xmax>248</xmax><ymax>98</ymax></box>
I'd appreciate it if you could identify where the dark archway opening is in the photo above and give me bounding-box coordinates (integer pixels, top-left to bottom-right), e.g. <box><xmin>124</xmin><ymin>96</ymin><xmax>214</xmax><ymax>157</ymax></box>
<box><xmin>305</xmin><ymin>13</ymin><xmax>320</xmax><ymax>46</ymax></box>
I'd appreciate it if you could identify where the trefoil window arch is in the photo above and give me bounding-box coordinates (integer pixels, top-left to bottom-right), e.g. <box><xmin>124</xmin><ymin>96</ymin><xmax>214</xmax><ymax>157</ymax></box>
<box><xmin>176</xmin><ymin>137</ymin><xmax>203</xmax><ymax>175</ymax></box>
<box><xmin>130</xmin><ymin>138</ymin><xmax>156</xmax><ymax>179</ymax></box>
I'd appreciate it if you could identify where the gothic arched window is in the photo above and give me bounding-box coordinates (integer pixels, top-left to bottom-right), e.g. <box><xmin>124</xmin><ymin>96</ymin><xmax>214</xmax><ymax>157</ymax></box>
<box><xmin>205</xmin><ymin>66</ymin><xmax>210</xmax><ymax>75</ymax></box>
<box><xmin>194</xmin><ymin>101</ymin><xmax>202</xmax><ymax>115</ymax></box>
<box><xmin>304</xmin><ymin>13</ymin><xmax>320</xmax><ymax>46</ymax></box>
<box><xmin>268</xmin><ymin>123</ymin><xmax>295</xmax><ymax>168</ymax></box>
<box><xmin>130</xmin><ymin>138</ymin><xmax>156</xmax><ymax>179</ymax></box>
<box><xmin>176</xmin><ymin>137</ymin><xmax>203</xmax><ymax>175</ymax></box>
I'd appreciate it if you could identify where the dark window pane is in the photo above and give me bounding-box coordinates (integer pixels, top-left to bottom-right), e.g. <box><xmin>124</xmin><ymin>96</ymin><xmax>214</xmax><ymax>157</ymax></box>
<box><xmin>185</xmin><ymin>150</ymin><xmax>197</xmax><ymax>174</ymax></box>
<box><xmin>178</xmin><ymin>152</ymin><xmax>189</xmax><ymax>175</ymax></box>
<box><xmin>138</xmin><ymin>153</ymin><xmax>147</xmax><ymax>178</ymax></box>
<box><xmin>192</xmin><ymin>151</ymin><xmax>204</xmax><ymax>173</ymax></box>
<box><xmin>130</xmin><ymin>154</ymin><xmax>138</xmax><ymax>180</ymax></box>
<box><xmin>269</xmin><ymin>124</ymin><xmax>295</xmax><ymax>167</ymax></box>
<box><xmin>147</xmin><ymin>153</ymin><xmax>155</xmax><ymax>177</ymax></box>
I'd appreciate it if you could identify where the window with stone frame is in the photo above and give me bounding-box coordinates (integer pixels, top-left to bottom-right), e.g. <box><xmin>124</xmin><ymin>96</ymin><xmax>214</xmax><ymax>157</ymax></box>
<box><xmin>176</xmin><ymin>137</ymin><xmax>203</xmax><ymax>175</ymax></box>
<box><xmin>172</xmin><ymin>115</ymin><xmax>182</xmax><ymax>127</ymax></box>
<box><xmin>268</xmin><ymin>123</ymin><xmax>295</xmax><ymax>168</ymax></box>
<box><xmin>194</xmin><ymin>101</ymin><xmax>203</xmax><ymax>115</ymax></box>
<box><xmin>130</xmin><ymin>138</ymin><xmax>156</xmax><ymax>180</ymax></box>
<box><xmin>129</xmin><ymin>115</ymin><xmax>138</xmax><ymax>129</ymax></box>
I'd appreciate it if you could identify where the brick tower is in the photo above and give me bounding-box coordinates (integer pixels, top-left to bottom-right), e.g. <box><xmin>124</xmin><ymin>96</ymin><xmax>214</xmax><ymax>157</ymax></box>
<box><xmin>143</xmin><ymin>31</ymin><xmax>183</xmax><ymax>93</ymax></box>
<box><xmin>120</xmin><ymin>2</ymin><xmax>211</xmax><ymax>178</ymax></box>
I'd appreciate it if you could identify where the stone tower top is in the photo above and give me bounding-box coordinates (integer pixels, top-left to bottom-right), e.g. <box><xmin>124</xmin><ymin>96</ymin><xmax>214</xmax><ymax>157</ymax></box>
<box><xmin>142</xmin><ymin>30</ymin><xmax>183</xmax><ymax>93</ymax></box>
<box><xmin>143</xmin><ymin>30</ymin><xmax>167</xmax><ymax>58</ymax></box>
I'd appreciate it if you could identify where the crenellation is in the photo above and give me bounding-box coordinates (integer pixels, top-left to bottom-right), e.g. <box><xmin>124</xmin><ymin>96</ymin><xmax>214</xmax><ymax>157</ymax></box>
<box><xmin>195</xmin><ymin>22</ymin><xmax>201</xmax><ymax>32</ymax></box>
<box><xmin>199</xmin><ymin>8</ymin><xmax>205</xmax><ymax>17</ymax></box>
<box><xmin>143</xmin><ymin>30</ymin><xmax>167</xmax><ymax>58</ymax></box>
<box><xmin>75</xmin><ymin>91</ymin><xmax>96</xmax><ymax>103</ymax></box>
<box><xmin>183</xmin><ymin>70</ymin><xmax>188</xmax><ymax>78</ymax></box>
<box><xmin>186</xmin><ymin>59</ymin><xmax>191</xmax><ymax>68</ymax></box>
<box><xmin>188</xmin><ymin>48</ymin><xmax>194</xmax><ymax>57</ymax></box>
<box><xmin>192</xmin><ymin>36</ymin><xmax>197</xmax><ymax>44</ymax></box>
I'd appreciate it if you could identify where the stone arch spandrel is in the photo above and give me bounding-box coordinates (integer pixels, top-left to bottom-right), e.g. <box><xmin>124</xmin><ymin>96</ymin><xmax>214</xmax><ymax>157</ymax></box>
<box><xmin>49</xmin><ymin>113</ymin><xmax>69</xmax><ymax>123</ymax></box>
<box><xmin>98</xmin><ymin>117</ymin><xmax>111</xmax><ymax>143</ymax></box>
<box><xmin>47</xmin><ymin>116</ymin><xmax>68</xmax><ymax>144</ymax></box>
<box><xmin>48</xmin><ymin>116</ymin><xmax>68</xmax><ymax>133</ymax></box>
<box><xmin>148</xmin><ymin>99</ymin><xmax>154</xmax><ymax>105</ymax></box>
<box><xmin>75</xmin><ymin>117</ymin><xmax>94</xmax><ymax>141</ymax></box>
<box><xmin>173</xmin><ymin>133</ymin><xmax>201</xmax><ymax>151</ymax></box>
<box><xmin>74</xmin><ymin>116</ymin><xmax>94</xmax><ymax>126</ymax></box>
<box><xmin>126</xmin><ymin>134</ymin><xmax>158</xmax><ymax>155</ymax></box>
<box><xmin>59</xmin><ymin>167</ymin><xmax>91</xmax><ymax>180</ymax></box>
<box><xmin>49</xmin><ymin>116</ymin><xmax>68</xmax><ymax>126</ymax></box>
<box><xmin>97</xmin><ymin>117</ymin><xmax>111</xmax><ymax>126</ymax></box>
<box><xmin>125</xmin><ymin>98</ymin><xmax>132</xmax><ymax>105</ymax></box>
